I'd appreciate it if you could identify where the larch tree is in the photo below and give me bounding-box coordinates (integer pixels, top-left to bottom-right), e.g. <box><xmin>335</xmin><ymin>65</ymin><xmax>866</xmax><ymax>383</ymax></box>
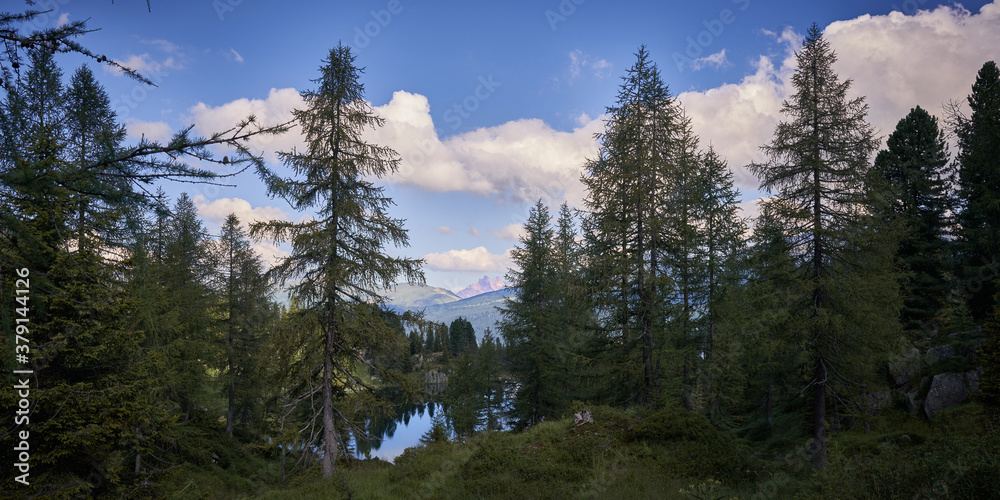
<box><xmin>250</xmin><ymin>42</ymin><xmax>423</xmax><ymax>478</ymax></box>
<box><xmin>749</xmin><ymin>24</ymin><xmax>901</xmax><ymax>467</ymax></box>
<box><xmin>213</xmin><ymin>213</ymin><xmax>275</xmax><ymax>437</ymax></box>
<box><xmin>581</xmin><ymin>46</ymin><xmax>676</xmax><ymax>406</ymax></box>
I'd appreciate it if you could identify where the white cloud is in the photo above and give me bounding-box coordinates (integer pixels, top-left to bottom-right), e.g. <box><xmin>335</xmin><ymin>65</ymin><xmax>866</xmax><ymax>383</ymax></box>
<box><xmin>423</xmin><ymin>246</ymin><xmax>513</xmax><ymax>272</ymax></box>
<box><xmin>368</xmin><ymin>90</ymin><xmax>603</xmax><ymax>205</ymax></box>
<box><xmin>107</xmin><ymin>53</ymin><xmax>181</xmax><ymax>77</ymax></box>
<box><xmin>568</xmin><ymin>49</ymin><xmax>613</xmax><ymax>81</ymax></box>
<box><xmin>188</xmin><ymin>87</ymin><xmax>304</xmax><ymax>164</ymax></box>
<box><xmin>56</xmin><ymin>13</ymin><xmax>69</xmax><ymax>27</ymax></box>
<box><xmin>192</xmin><ymin>194</ymin><xmax>295</xmax><ymax>230</ymax></box>
<box><xmin>124</xmin><ymin>118</ymin><xmax>172</xmax><ymax>142</ymax></box>
<box><xmin>230</xmin><ymin>48</ymin><xmax>244</xmax><ymax>64</ymax></box>
<box><xmin>489</xmin><ymin>223</ymin><xmax>525</xmax><ymax>242</ymax></box>
<box><xmin>677</xmin><ymin>33</ymin><xmax>798</xmax><ymax>192</ymax></box>
<box><xmin>690</xmin><ymin>49</ymin><xmax>730</xmax><ymax>71</ymax></box>
<box><xmin>435</xmin><ymin>226</ymin><xmax>453</xmax><ymax>235</ymax></box>
<box><xmin>824</xmin><ymin>2</ymin><xmax>1000</xmax><ymax>138</ymax></box>
<box><xmin>469</xmin><ymin>227</ymin><xmax>482</xmax><ymax>238</ymax></box>
<box><xmin>677</xmin><ymin>3</ymin><xmax>1000</xmax><ymax>198</ymax></box>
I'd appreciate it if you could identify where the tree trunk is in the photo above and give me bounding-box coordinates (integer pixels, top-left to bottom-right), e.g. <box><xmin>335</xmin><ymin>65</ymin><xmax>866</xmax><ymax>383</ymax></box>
<box><xmin>812</xmin><ymin>359</ymin><xmax>827</xmax><ymax>468</ymax></box>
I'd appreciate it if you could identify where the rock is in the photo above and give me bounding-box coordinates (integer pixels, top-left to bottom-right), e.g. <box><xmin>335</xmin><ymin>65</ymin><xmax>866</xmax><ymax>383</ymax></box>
<box><xmin>863</xmin><ymin>390</ymin><xmax>892</xmax><ymax>416</ymax></box>
<box><xmin>924</xmin><ymin>372</ymin><xmax>969</xmax><ymax>418</ymax></box>
<box><xmin>967</xmin><ymin>367</ymin><xmax>983</xmax><ymax>395</ymax></box>
<box><xmin>925</xmin><ymin>345</ymin><xmax>955</xmax><ymax>366</ymax></box>
<box><xmin>424</xmin><ymin>370</ymin><xmax>448</xmax><ymax>384</ymax></box>
<box><xmin>574</xmin><ymin>409</ymin><xmax>593</xmax><ymax>426</ymax></box>
<box><xmin>904</xmin><ymin>391</ymin><xmax>923</xmax><ymax>414</ymax></box>
<box><xmin>888</xmin><ymin>347</ymin><xmax>921</xmax><ymax>388</ymax></box>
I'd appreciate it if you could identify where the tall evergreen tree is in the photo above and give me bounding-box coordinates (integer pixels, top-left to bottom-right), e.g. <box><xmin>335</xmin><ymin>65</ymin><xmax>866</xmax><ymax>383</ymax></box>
<box><xmin>870</xmin><ymin>106</ymin><xmax>952</xmax><ymax>335</ymax></box>
<box><xmin>954</xmin><ymin>61</ymin><xmax>1000</xmax><ymax>323</ymax></box>
<box><xmin>581</xmin><ymin>46</ymin><xmax>677</xmax><ymax>405</ymax></box>
<box><xmin>501</xmin><ymin>200</ymin><xmax>561</xmax><ymax>426</ymax></box>
<box><xmin>213</xmin><ymin>213</ymin><xmax>275</xmax><ymax>436</ymax></box>
<box><xmin>749</xmin><ymin>24</ymin><xmax>901</xmax><ymax>467</ymax></box>
<box><xmin>250</xmin><ymin>43</ymin><xmax>423</xmax><ymax>477</ymax></box>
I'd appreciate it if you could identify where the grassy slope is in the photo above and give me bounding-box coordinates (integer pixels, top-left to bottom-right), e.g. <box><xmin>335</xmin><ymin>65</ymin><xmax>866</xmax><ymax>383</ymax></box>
<box><xmin>168</xmin><ymin>402</ymin><xmax>999</xmax><ymax>499</ymax></box>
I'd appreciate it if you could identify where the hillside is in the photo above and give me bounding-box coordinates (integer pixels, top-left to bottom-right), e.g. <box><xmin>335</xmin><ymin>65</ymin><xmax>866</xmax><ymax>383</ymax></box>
<box><xmin>412</xmin><ymin>288</ymin><xmax>515</xmax><ymax>341</ymax></box>
<box><xmin>383</xmin><ymin>283</ymin><xmax>461</xmax><ymax>309</ymax></box>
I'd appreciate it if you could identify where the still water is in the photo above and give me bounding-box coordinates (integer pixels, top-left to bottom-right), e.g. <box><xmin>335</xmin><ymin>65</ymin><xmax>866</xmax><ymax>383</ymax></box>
<box><xmin>351</xmin><ymin>381</ymin><xmax>513</xmax><ymax>462</ymax></box>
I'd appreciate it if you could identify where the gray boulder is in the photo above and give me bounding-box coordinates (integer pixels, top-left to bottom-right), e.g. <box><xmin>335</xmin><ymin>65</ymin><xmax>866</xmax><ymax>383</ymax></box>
<box><xmin>888</xmin><ymin>347</ymin><xmax>921</xmax><ymax>388</ymax></box>
<box><xmin>967</xmin><ymin>367</ymin><xmax>983</xmax><ymax>395</ymax></box>
<box><xmin>863</xmin><ymin>390</ymin><xmax>892</xmax><ymax>416</ymax></box>
<box><xmin>925</xmin><ymin>345</ymin><xmax>955</xmax><ymax>366</ymax></box>
<box><xmin>924</xmin><ymin>372</ymin><xmax>969</xmax><ymax>418</ymax></box>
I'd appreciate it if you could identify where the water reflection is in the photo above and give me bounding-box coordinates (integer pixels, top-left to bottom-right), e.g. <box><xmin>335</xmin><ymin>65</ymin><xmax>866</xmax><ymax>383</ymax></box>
<box><xmin>351</xmin><ymin>380</ymin><xmax>514</xmax><ymax>461</ymax></box>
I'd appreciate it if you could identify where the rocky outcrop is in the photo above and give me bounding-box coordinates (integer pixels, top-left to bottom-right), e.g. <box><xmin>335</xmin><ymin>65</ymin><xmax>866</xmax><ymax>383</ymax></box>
<box><xmin>425</xmin><ymin>370</ymin><xmax>448</xmax><ymax>384</ymax></box>
<box><xmin>574</xmin><ymin>409</ymin><xmax>593</xmax><ymax>426</ymax></box>
<box><xmin>925</xmin><ymin>345</ymin><xmax>955</xmax><ymax>366</ymax></box>
<box><xmin>924</xmin><ymin>372</ymin><xmax>969</xmax><ymax>418</ymax></box>
<box><xmin>889</xmin><ymin>347</ymin><xmax>921</xmax><ymax>389</ymax></box>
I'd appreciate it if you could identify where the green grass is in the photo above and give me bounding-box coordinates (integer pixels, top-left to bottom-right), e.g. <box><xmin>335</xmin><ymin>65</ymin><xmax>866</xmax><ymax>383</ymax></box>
<box><xmin>161</xmin><ymin>402</ymin><xmax>999</xmax><ymax>500</ymax></box>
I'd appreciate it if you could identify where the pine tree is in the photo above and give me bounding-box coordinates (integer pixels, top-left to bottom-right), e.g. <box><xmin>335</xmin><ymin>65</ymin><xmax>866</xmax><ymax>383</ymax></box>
<box><xmin>870</xmin><ymin>106</ymin><xmax>951</xmax><ymax>335</ymax></box>
<box><xmin>749</xmin><ymin>24</ymin><xmax>901</xmax><ymax>467</ymax></box>
<box><xmin>250</xmin><ymin>43</ymin><xmax>423</xmax><ymax>477</ymax></box>
<box><xmin>954</xmin><ymin>61</ymin><xmax>1000</xmax><ymax>323</ymax></box>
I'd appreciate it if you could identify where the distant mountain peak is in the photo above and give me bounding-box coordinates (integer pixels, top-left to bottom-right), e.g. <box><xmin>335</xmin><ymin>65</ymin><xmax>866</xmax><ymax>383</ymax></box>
<box><xmin>456</xmin><ymin>275</ymin><xmax>505</xmax><ymax>299</ymax></box>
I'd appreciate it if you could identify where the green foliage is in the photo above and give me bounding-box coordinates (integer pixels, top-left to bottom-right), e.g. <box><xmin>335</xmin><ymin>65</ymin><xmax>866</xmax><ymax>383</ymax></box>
<box><xmin>954</xmin><ymin>60</ymin><xmax>1000</xmax><ymax>322</ymax></box>
<box><xmin>870</xmin><ymin>106</ymin><xmax>952</xmax><ymax>336</ymax></box>
<box><xmin>748</xmin><ymin>24</ymin><xmax>903</xmax><ymax>467</ymax></box>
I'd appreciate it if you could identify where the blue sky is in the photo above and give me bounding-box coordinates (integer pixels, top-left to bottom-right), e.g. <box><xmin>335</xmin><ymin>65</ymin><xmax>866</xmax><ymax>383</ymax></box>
<box><xmin>27</xmin><ymin>0</ymin><xmax>1000</xmax><ymax>291</ymax></box>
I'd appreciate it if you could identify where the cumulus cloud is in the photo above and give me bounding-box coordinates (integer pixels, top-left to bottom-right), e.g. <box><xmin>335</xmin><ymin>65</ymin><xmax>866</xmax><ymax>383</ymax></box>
<box><xmin>56</xmin><ymin>13</ymin><xmax>69</xmax><ymax>27</ymax></box>
<box><xmin>367</xmin><ymin>90</ymin><xmax>603</xmax><ymax>205</ymax></box>
<box><xmin>677</xmin><ymin>32</ymin><xmax>798</xmax><ymax>192</ymax></box>
<box><xmin>690</xmin><ymin>49</ymin><xmax>730</xmax><ymax>71</ymax></box>
<box><xmin>489</xmin><ymin>223</ymin><xmax>526</xmax><ymax>242</ymax></box>
<box><xmin>192</xmin><ymin>194</ymin><xmax>295</xmax><ymax>230</ymax></box>
<box><xmin>469</xmin><ymin>227</ymin><xmax>482</xmax><ymax>238</ymax></box>
<box><xmin>125</xmin><ymin>118</ymin><xmax>172</xmax><ymax>142</ymax></box>
<box><xmin>188</xmin><ymin>87</ymin><xmax>304</xmax><ymax>164</ymax></box>
<box><xmin>423</xmin><ymin>246</ymin><xmax>513</xmax><ymax>273</ymax></box>
<box><xmin>678</xmin><ymin>3</ymin><xmax>1000</xmax><ymax>196</ymax></box>
<box><xmin>824</xmin><ymin>2</ymin><xmax>1000</xmax><ymax>137</ymax></box>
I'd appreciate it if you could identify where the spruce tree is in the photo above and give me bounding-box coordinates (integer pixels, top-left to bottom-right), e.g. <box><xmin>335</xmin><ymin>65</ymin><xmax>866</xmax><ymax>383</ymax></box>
<box><xmin>501</xmin><ymin>200</ymin><xmax>560</xmax><ymax>426</ymax></box>
<box><xmin>870</xmin><ymin>106</ymin><xmax>951</xmax><ymax>335</ymax></box>
<box><xmin>251</xmin><ymin>43</ymin><xmax>423</xmax><ymax>477</ymax></box>
<box><xmin>749</xmin><ymin>24</ymin><xmax>901</xmax><ymax>467</ymax></box>
<box><xmin>954</xmin><ymin>61</ymin><xmax>1000</xmax><ymax>323</ymax></box>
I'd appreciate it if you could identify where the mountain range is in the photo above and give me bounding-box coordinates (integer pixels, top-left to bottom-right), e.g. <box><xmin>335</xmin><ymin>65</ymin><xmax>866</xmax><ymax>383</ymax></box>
<box><xmin>455</xmin><ymin>275</ymin><xmax>505</xmax><ymax>299</ymax></box>
<box><xmin>383</xmin><ymin>280</ymin><xmax>515</xmax><ymax>342</ymax></box>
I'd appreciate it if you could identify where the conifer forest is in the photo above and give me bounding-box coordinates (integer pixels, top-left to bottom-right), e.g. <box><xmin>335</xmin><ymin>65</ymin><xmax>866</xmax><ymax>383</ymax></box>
<box><xmin>1</xmin><ymin>3</ymin><xmax>999</xmax><ymax>499</ymax></box>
